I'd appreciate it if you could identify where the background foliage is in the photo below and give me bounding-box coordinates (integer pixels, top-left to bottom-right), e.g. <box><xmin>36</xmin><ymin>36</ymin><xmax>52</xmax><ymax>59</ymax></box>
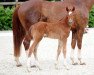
<box><xmin>89</xmin><ymin>6</ymin><xmax>94</xmax><ymax>28</ymax></box>
<box><xmin>0</xmin><ymin>6</ymin><xmax>14</xmax><ymax>30</ymax></box>
<box><xmin>0</xmin><ymin>3</ymin><xmax>94</xmax><ymax>30</ymax></box>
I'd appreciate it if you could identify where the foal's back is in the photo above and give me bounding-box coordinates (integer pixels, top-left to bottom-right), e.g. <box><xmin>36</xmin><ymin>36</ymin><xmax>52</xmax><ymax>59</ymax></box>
<box><xmin>30</xmin><ymin>21</ymin><xmax>70</xmax><ymax>40</ymax></box>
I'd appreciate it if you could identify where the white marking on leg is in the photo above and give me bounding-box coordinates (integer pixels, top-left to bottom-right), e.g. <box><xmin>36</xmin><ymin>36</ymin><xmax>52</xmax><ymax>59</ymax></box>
<box><xmin>70</xmin><ymin>48</ymin><xmax>75</xmax><ymax>64</ymax></box>
<box><xmin>78</xmin><ymin>49</ymin><xmax>84</xmax><ymax>64</ymax></box>
<box><xmin>64</xmin><ymin>59</ymin><xmax>67</xmax><ymax>66</ymax></box>
<box><xmin>55</xmin><ymin>60</ymin><xmax>59</xmax><ymax>70</ymax></box>
<box><xmin>55</xmin><ymin>40</ymin><xmax>62</xmax><ymax>69</ymax></box>
<box><xmin>63</xmin><ymin>59</ymin><xmax>69</xmax><ymax>70</ymax></box>
<box><xmin>35</xmin><ymin>60</ymin><xmax>41</xmax><ymax>70</ymax></box>
<box><xmin>15</xmin><ymin>57</ymin><xmax>22</xmax><ymax>67</ymax></box>
<box><xmin>34</xmin><ymin>45</ymin><xmax>38</xmax><ymax>61</ymax></box>
<box><xmin>78</xmin><ymin>49</ymin><xmax>81</xmax><ymax>60</ymax></box>
<box><xmin>25</xmin><ymin>50</ymin><xmax>28</xmax><ymax>57</ymax></box>
<box><xmin>27</xmin><ymin>57</ymin><xmax>31</xmax><ymax>72</ymax></box>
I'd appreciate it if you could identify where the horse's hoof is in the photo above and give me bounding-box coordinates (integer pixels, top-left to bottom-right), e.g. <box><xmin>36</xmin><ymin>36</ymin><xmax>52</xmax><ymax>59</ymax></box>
<box><xmin>54</xmin><ymin>63</ymin><xmax>60</xmax><ymax>70</ymax></box>
<box><xmin>80</xmin><ymin>62</ymin><xmax>86</xmax><ymax>65</ymax></box>
<box><xmin>55</xmin><ymin>66</ymin><xmax>60</xmax><ymax>70</ymax></box>
<box><xmin>64</xmin><ymin>65</ymin><xmax>70</xmax><ymax>70</ymax></box>
<box><xmin>72</xmin><ymin>62</ymin><xmax>78</xmax><ymax>65</ymax></box>
<box><xmin>16</xmin><ymin>64</ymin><xmax>22</xmax><ymax>67</ymax></box>
<box><xmin>38</xmin><ymin>67</ymin><xmax>42</xmax><ymax>70</ymax></box>
<box><xmin>31</xmin><ymin>65</ymin><xmax>37</xmax><ymax>68</ymax></box>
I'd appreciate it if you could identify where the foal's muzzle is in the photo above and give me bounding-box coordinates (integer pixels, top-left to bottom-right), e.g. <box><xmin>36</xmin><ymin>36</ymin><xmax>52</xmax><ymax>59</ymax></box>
<box><xmin>68</xmin><ymin>19</ymin><xmax>73</xmax><ymax>26</ymax></box>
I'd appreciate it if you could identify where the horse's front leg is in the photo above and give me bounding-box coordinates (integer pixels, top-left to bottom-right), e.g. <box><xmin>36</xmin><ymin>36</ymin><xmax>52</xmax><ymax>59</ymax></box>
<box><xmin>55</xmin><ymin>40</ymin><xmax>62</xmax><ymax>69</ymax></box>
<box><xmin>70</xmin><ymin>31</ymin><xmax>78</xmax><ymax>65</ymax></box>
<box><xmin>77</xmin><ymin>29</ymin><xmax>86</xmax><ymax>65</ymax></box>
<box><xmin>62</xmin><ymin>39</ymin><xmax>69</xmax><ymax>70</ymax></box>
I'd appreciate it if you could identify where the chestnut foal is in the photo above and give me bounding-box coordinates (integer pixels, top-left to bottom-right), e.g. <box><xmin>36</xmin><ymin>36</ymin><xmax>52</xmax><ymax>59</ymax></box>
<box><xmin>26</xmin><ymin>7</ymin><xmax>75</xmax><ymax>71</ymax></box>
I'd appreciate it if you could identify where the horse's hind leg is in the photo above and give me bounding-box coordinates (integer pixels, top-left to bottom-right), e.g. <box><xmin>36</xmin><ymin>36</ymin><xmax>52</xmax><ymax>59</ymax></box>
<box><xmin>33</xmin><ymin>45</ymin><xmax>39</xmax><ymax>61</ymax></box>
<box><xmin>23</xmin><ymin>36</ymin><xmax>31</xmax><ymax>56</ymax></box>
<box><xmin>23</xmin><ymin>36</ymin><xmax>38</xmax><ymax>61</ymax></box>
<box><xmin>77</xmin><ymin>29</ymin><xmax>85</xmax><ymax>65</ymax></box>
<box><xmin>27</xmin><ymin>36</ymin><xmax>42</xmax><ymax>71</ymax></box>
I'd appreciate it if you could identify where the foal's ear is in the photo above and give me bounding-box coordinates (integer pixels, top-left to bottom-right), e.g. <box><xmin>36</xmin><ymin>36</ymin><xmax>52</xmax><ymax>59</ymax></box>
<box><xmin>66</xmin><ymin>7</ymin><xmax>69</xmax><ymax>12</ymax></box>
<box><xmin>72</xmin><ymin>6</ymin><xmax>75</xmax><ymax>11</ymax></box>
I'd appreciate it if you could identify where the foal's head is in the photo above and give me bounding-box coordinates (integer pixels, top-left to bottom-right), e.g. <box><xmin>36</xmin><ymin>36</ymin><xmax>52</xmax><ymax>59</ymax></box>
<box><xmin>66</xmin><ymin>6</ymin><xmax>75</xmax><ymax>26</ymax></box>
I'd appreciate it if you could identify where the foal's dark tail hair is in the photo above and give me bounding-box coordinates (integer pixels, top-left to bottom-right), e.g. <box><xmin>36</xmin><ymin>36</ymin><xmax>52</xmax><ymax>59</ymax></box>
<box><xmin>12</xmin><ymin>6</ymin><xmax>25</xmax><ymax>57</ymax></box>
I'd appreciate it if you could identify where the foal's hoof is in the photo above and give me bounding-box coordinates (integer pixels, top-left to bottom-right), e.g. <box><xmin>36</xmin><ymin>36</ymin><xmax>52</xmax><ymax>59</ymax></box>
<box><xmin>16</xmin><ymin>64</ymin><xmax>22</xmax><ymax>67</ymax></box>
<box><xmin>72</xmin><ymin>62</ymin><xmax>78</xmax><ymax>65</ymax></box>
<box><xmin>55</xmin><ymin>65</ymin><xmax>60</xmax><ymax>70</ymax></box>
<box><xmin>80</xmin><ymin>62</ymin><xmax>86</xmax><ymax>65</ymax></box>
<box><xmin>27</xmin><ymin>67</ymin><xmax>31</xmax><ymax>72</ymax></box>
<box><xmin>64</xmin><ymin>65</ymin><xmax>70</xmax><ymax>70</ymax></box>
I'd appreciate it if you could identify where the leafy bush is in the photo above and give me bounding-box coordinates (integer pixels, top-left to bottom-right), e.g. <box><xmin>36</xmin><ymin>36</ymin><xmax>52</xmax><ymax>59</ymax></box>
<box><xmin>0</xmin><ymin>6</ymin><xmax>14</xmax><ymax>30</ymax></box>
<box><xmin>89</xmin><ymin>6</ymin><xmax>94</xmax><ymax>28</ymax></box>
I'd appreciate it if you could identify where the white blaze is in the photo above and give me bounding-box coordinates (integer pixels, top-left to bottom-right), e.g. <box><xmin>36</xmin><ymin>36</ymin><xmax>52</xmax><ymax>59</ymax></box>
<box><xmin>69</xmin><ymin>11</ymin><xmax>72</xmax><ymax>15</ymax></box>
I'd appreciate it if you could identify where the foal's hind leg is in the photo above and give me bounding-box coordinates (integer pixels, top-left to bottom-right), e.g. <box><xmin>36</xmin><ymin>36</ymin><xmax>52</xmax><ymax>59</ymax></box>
<box><xmin>27</xmin><ymin>36</ymin><xmax>42</xmax><ymax>71</ymax></box>
<box><xmin>33</xmin><ymin>45</ymin><xmax>39</xmax><ymax>61</ymax></box>
<box><xmin>23</xmin><ymin>35</ymin><xmax>38</xmax><ymax>61</ymax></box>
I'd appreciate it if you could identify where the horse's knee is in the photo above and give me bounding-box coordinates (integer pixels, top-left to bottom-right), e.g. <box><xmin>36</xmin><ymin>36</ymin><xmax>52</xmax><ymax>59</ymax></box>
<box><xmin>77</xmin><ymin>39</ymin><xmax>82</xmax><ymax>49</ymax></box>
<box><xmin>77</xmin><ymin>43</ymin><xmax>81</xmax><ymax>49</ymax></box>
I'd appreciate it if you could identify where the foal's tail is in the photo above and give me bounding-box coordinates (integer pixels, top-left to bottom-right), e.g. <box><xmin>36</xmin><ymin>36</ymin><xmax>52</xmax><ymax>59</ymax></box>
<box><xmin>12</xmin><ymin>6</ymin><xmax>25</xmax><ymax>57</ymax></box>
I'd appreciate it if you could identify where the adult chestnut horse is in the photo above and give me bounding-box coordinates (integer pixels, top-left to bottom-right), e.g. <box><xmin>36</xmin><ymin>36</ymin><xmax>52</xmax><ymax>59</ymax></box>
<box><xmin>12</xmin><ymin>0</ymin><xmax>92</xmax><ymax>66</ymax></box>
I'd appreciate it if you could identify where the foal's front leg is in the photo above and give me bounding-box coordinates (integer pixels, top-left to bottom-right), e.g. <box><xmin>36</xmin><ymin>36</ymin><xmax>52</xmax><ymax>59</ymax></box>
<box><xmin>62</xmin><ymin>39</ymin><xmax>69</xmax><ymax>70</ymax></box>
<box><xmin>55</xmin><ymin>40</ymin><xmax>62</xmax><ymax>69</ymax></box>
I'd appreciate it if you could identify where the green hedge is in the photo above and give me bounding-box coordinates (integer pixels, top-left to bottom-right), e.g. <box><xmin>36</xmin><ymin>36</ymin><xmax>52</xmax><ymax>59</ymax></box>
<box><xmin>0</xmin><ymin>6</ymin><xmax>14</xmax><ymax>30</ymax></box>
<box><xmin>0</xmin><ymin>5</ymin><xmax>94</xmax><ymax>30</ymax></box>
<box><xmin>89</xmin><ymin>6</ymin><xmax>94</xmax><ymax>28</ymax></box>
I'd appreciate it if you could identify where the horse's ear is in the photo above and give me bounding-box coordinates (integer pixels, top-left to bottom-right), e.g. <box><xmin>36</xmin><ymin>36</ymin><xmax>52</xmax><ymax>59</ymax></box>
<box><xmin>66</xmin><ymin>7</ymin><xmax>69</xmax><ymax>12</ymax></box>
<box><xmin>72</xmin><ymin>6</ymin><xmax>75</xmax><ymax>11</ymax></box>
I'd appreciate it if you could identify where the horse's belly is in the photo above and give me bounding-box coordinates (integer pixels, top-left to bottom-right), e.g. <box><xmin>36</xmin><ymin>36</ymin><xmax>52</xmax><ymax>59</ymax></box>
<box><xmin>44</xmin><ymin>33</ymin><xmax>61</xmax><ymax>39</ymax></box>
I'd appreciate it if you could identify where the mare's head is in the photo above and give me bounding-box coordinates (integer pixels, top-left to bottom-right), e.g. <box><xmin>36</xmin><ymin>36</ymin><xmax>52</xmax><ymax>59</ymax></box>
<box><xmin>66</xmin><ymin>6</ymin><xmax>75</xmax><ymax>26</ymax></box>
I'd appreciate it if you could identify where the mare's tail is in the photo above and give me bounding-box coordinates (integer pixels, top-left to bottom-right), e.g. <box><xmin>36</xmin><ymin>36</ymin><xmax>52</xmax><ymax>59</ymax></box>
<box><xmin>12</xmin><ymin>6</ymin><xmax>25</xmax><ymax>57</ymax></box>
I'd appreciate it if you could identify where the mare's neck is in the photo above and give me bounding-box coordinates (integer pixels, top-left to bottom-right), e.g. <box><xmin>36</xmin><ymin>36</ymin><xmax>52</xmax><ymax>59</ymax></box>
<box><xmin>82</xmin><ymin>0</ymin><xmax>94</xmax><ymax>10</ymax></box>
<box><xmin>65</xmin><ymin>0</ymin><xmax>94</xmax><ymax>11</ymax></box>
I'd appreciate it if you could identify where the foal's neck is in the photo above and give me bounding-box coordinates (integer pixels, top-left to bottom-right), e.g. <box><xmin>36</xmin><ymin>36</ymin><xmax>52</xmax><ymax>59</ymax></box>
<box><xmin>58</xmin><ymin>17</ymin><xmax>70</xmax><ymax>27</ymax></box>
